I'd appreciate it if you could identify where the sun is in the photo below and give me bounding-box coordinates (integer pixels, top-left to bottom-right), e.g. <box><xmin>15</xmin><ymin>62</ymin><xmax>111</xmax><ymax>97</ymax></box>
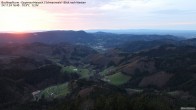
<box><xmin>0</xmin><ymin>7</ymin><xmax>55</xmax><ymax>33</ymax></box>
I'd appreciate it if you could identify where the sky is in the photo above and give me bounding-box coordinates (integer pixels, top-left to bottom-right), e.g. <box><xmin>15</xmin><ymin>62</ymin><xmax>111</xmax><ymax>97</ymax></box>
<box><xmin>0</xmin><ymin>0</ymin><xmax>196</xmax><ymax>32</ymax></box>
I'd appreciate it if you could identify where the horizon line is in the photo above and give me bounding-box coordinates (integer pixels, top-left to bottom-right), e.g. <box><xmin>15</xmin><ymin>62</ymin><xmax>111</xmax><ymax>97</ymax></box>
<box><xmin>1</xmin><ymin>29</ymin><xmax>196</xmax><ymax>33</ymax></box>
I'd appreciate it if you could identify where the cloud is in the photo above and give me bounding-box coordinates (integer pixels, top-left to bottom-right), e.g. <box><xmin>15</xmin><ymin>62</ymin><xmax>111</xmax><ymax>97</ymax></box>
<box><xmin>0</xmin><ymin>0</ymin><xmax>196</xmax><ymax>31</ymax></box>
<box><xmin>154</xmin><ymin>9</ymin><xmax>196</xmax><ymax>15</ymax></box>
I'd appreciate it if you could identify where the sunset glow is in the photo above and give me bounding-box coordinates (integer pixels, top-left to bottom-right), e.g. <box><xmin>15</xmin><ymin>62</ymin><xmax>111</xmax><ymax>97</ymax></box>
<box><xmin>0</xmin><ymin>7</ymin><xmax>56</xmax><ymax>32</ymax></box>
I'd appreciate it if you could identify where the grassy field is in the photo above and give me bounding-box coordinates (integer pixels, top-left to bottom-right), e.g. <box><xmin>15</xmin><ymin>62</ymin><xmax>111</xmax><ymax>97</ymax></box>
<box><xmin>49</xmin><ymin>58</ymin><xmax>92</xmax><ymax>79</ymax></box>
<box><xmin>105</xmin><ymin>72</ymin><xmax>131</xmax><ymax>86</ymax></box>
<box><xmin>61</xmin><ymin>66</ymin><xmax>78</xmax><ymax>73</ymax></box>
<box><xmin>78</xmin><ymin>69</ymin><xmax>90</xmax><ymax>78</ymax></box>
<box><xmin>61</xmin><ymin>66</ymin><xmax>91</xmax><ymax>78</ymax></box>
<box><xmin>100</xmin><ymin>67</ymin><xmax>114</xmax><ymax>76</ymax></box>
<box><xmin>40</xmin><ymin>83</ymin><xmax>69</xmax><ymax>99</ymax></box>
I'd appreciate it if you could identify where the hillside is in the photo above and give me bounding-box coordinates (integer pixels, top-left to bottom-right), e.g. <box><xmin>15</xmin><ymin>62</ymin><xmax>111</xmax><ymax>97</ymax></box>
<box><xmin>0</xmin><ymin>33</ymin><xmax>196</xmax><ymax>110</ymax></box>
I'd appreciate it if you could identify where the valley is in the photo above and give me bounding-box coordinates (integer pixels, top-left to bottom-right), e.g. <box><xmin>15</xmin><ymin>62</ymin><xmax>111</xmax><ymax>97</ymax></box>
<box><xmin>0</xmin><ymin>31</ymin><xmax>196</xmax><ymax>110</ymax></box>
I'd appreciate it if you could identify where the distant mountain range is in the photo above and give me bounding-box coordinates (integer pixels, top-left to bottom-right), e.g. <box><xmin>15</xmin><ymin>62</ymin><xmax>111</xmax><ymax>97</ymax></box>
<box><xmin>0</xmin><ymin>30</ymin><xmax>185</xmax><ymax>47</ymax></box>
<box><xmin>86</xmin><ymin>29</ymin><xmax>196</xmax><ymax>38</ymax></box>
<box><xmin>1</xmin><ymin>30</ymin><xmax>196</xmax><ymax>52</ymax></box>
